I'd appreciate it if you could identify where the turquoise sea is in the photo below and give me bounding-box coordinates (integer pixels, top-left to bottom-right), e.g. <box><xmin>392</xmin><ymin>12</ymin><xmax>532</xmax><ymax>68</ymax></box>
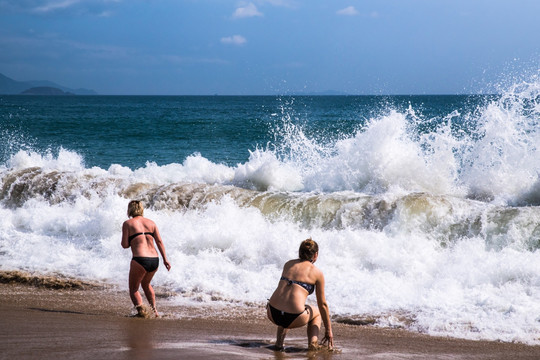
<box><xmin>1</xmin><ymin>94</ymin><xmax>487</xmax><ymax>169</ymax></box>
<box><xmin>1</xmin><ymin>80</ymin><xmax>540</xmax><ymax>344</ymax></box>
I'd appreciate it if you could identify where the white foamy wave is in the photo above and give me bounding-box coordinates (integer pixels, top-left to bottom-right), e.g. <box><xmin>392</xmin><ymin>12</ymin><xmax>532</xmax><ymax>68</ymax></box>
<box><xmin>2</xmin><ymin>150</ymin><xmax>234</xmax><ymax>186</ymax></box>
<box><xmin>3</xmin><ymin>76</ymin><xmax>540</xmax><ymax>206</ymax></box>
<box><xmin>242</xmin><ymin>77</ymin><xmax>540</xmax><ymax>205</ymax></box>
<box><xmin>1</xmin><ymin>193</ymin><xmax>540</xmax><ymax>344</ymax></box>
<box><xmin>302</xmin><ymin>110</ymin><xmax>463</xmax><ymax>195</ymax></box>
<box><xmin>1</xmin><ymin>151</ymin><xmax>540</xmax><ymax>344</ymax></box>
<box><xmin>460</xmin><ymin>79</ymin><xmax>540</xmax><ymax>204</ymax></box>
<box><xmin>6</xmin><ymin>147</ymin><xmax>86</xmax><ymax>172</ymax></box>
<box><xmin>233</xmin><ymin>150</ymin><xmax>304</xmax><ymax>191</ymax></box>
<box><xmin>129</xmin><ymin>154</ymin><xmax>234</xmax><ymax>186</ymax></box>
<box><xmin>221</xmin><ymin>109</ymin><xmax>463</xmax><ymax>195</ymax></box>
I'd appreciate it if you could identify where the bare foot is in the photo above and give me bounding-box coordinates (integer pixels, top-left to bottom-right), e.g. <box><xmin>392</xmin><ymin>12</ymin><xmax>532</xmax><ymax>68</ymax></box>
<box><xmin>308</xmin><ymin>341</ymin><xmax>321</xmax><ymax>351</ymax></box>
<box><xmin>134</xmin><ymin>305</ymin><xmax>149</xmax><ymax>318</ymax></box>
<box><xmin>308</xmin><ymin>342</ymin><xmax>340</xmax><ymax>353</ymax></box>
<box><xmin>275</xmin><ymin>326</ymin><xmax>287</xmax><ymax>350</ymax></box>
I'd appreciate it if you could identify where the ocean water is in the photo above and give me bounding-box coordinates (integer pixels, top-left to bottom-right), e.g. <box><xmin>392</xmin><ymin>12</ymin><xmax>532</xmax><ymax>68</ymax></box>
<box><xmin>1</xmin><ymin>76</ymin><xmax>540</xmax><ymax>344</ymax></box>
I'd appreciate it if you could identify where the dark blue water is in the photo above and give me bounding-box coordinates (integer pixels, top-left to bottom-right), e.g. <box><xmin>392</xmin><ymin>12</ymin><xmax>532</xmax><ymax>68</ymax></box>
<box><xmin>0</xmin><ymin>95</ymin><xmax>489</xmax><ymax>169</ymax></box>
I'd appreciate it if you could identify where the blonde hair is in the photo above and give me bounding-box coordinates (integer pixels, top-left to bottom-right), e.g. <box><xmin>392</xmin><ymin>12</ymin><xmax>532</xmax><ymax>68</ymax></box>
<box><xmin>299</xmin><ymin>238</ymin><xmax>318</xmax><ymax>261</ymax></box>
<box><xmin>127</xmin><ymin>200</ymin><xmax>144</xmax><ymax>218</ymax></box>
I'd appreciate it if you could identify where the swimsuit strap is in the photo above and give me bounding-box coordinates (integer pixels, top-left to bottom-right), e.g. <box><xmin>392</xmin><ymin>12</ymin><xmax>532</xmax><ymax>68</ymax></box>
<box><xmin>280</xmin><ymin>276</ymin><xmax>315</xmax><ymax>295</ymax></box>
<box><xmin>128</xmin><ymin>231</ymin><xmax>155</xmax><ymax>244</ymax></box>
<box><xmin>128</xmin><ymin>231</ymin><xmax>155</xmax><ymax>240</ymax></box>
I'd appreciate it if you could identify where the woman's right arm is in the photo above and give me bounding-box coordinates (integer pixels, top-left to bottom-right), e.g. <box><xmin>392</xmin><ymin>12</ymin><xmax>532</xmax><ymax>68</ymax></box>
<box><xmin>121</xmin><ymin>221</ymin><xmax>130</xmax><ymax>249</ymax></box>
<box><xmin>315</xmin><ymin>271</ymin><xmax>334</xmax><ymax>348</ymax></box>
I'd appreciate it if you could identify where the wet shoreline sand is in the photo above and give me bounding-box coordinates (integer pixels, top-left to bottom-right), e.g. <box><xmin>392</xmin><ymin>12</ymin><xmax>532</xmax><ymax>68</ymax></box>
<box><xmin>1</xmin><ymin>283</ymin><xmax>540</xmax><ymax>359</ymax></box>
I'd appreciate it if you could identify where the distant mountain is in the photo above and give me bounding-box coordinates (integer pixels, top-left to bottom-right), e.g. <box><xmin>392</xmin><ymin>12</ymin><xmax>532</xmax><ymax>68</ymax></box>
<box><xmin>282</xmin><ymin>89</ymin><xmax>351</xmax><ymax>96</ymax></box>
<box><xmin>21</xmin><ymin>87</ymin><xmax>74</xmax><ymax>95</ymax></box>
<box><xmin>0</xmin><ymin>73</ymin><xmax>97</xmax><ymax>95</ymax></box>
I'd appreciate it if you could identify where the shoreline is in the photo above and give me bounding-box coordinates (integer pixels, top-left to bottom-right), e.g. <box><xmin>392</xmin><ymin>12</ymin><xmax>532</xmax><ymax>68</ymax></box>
<box><xmin>2</xmin><ymin>283</ymin><xmax>540</xmax><ymax>359</ymax></box>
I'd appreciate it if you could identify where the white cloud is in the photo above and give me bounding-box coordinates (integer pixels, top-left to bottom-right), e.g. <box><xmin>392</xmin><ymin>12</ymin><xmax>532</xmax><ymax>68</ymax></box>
<box><xmin>220</xmin><ymin>35</ymin><xmax>247</xmax><ymax>46</ymax></box>
<box><xmin>337</xmin><ymin>6</ymin><xmax>358</xmax><ymax>16</ymax></box>
<box><xmin>33</xmin><ymin>0</ymin><xmax>80</xmax><ymax>13</ymax></box>
<box><xmin>163</xmin><ymin>55</ymin><xmax>228</xmax><ymax>65</ymax></box>
<box><xmin>0</xmin><ymin>0</ymin><xmax>120</xmax><ymax>15</ymax></box>
<box><xmin>232</xmin><ymin>3</ymin><xmax>262</xmax><ymax>18</ymax></box>
<box><xmin>98</xmin><ymin>10</ymin><xmax>113</xmax><ymax>17</ymax></box>
<box><xmin>262</xmin><ymin>0</ymin><xmax>295</xmax><ymax>7</ymax></box>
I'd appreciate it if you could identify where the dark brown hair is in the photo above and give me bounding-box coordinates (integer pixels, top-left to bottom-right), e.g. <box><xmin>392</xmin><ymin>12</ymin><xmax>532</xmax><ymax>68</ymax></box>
<box><xmin>298</xmin><ymin>238</ymin><xmax>318</xmax><ymax>261</ymax></box>
<box><xmin>127</xmin><ymin>200</ymin><xmax>144</xmax><ymax>218</ymax></box>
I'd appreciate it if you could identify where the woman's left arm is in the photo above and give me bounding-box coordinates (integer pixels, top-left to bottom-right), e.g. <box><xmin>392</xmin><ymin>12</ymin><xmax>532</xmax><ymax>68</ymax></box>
<box><xmin>315</xmin><ymin>271</ymin><xmax>334</xmax><ymax>348</ymax></box>
<box><xmin>153</xmin><ymin>225</ymin><xmax>171</xmax><ymax>271</ymax></box>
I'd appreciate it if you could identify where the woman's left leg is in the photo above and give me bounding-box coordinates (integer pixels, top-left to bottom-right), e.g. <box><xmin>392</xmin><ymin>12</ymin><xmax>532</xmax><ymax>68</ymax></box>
<box><xmin>305</xmin><ymin>305</ymin><xmax>322</xmax><ymax>348</ymax></box>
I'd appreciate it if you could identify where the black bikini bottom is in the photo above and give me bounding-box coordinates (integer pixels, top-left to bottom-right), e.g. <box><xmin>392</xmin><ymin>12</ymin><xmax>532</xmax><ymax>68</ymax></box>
<box><xmin>268</xmin><ymin>303</ymin><xmax>306</xmax><ymax>329</ymax></box>
<box><xmin>132</xmin><ymin>257</ymin><xmax>159</xmax><ymax>272</ymax></box>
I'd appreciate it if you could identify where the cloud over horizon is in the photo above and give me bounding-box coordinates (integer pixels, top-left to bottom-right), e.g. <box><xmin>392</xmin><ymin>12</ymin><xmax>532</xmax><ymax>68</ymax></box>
<box><xmin>232</xmin><ymin>3</ymin><xmax>262</xmax><ymax>19</ymax></box>
<box><xmin>33</xmin><ymin>0</ymin><xmax>80</xmax><ymax>13</ymax></box>
<box><xmin>337</xmin><ymin>6</ymin><xmax>358</xmax><ymax>16</ymax></box>
<box><xmin>220</xmin><ymin>35</ymin><xmax>247</xmax><ymax>46</ymax></box>
<box><xmin>0</xmin><ymin>0</ymin><xmax>120</xmax><ymax>15</ymax></box>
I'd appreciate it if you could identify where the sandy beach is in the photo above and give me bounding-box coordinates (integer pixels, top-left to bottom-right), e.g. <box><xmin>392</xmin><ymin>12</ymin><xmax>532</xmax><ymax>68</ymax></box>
<box><xmin>1</xmin><ymin>279</ymin><xmax>540</xmax><ymax>360</ymax></box>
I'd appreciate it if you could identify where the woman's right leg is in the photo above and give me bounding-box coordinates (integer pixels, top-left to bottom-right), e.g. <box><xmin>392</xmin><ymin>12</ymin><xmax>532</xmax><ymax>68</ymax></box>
<box><xmin>141</xmin><ymin>270</ymin><xmax>158</xmax><ymax>316</ymax></box>
<box><xmin>267</xmin><ymin>305</ymin><xmax>288</xmax><ymax>350</ymax></box>
<box><xmin>275</xmin><ymin>326</ymin><xmax>288</xmax><ymax>350</ymax></box>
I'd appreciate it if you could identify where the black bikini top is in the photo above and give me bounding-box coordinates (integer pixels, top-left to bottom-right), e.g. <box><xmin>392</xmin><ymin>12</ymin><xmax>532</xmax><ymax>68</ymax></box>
<box><xmin>128</xmin><ymin>232</ymin><xmax>155</xmax><ymax>245</ymax></box>
<box><xmin>280</xmin><ymin>276</ymin><xmax>315</xmax><ymax>295</ymax></box>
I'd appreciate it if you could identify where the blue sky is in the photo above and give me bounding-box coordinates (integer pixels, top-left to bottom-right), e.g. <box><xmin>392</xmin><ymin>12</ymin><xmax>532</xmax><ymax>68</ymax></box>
<box><xmin>1</xmin><ymin>0</ymin><xmax>539</xmax><ymax>95</ymax></box>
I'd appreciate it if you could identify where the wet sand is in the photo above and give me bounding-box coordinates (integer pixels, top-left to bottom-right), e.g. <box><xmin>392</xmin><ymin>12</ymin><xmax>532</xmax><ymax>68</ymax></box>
<box><xmin>1</xmin><ymin>283</ymin><xmax>540</xmax><ymax>360</ymax></box>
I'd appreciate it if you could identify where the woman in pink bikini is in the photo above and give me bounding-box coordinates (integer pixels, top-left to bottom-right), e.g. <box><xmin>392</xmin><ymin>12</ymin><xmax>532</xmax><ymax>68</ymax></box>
<box><xmin>267</xmin><ymin>238</ymin><xmax>334</xmax><ymax>350</ymax></box>
<box><xmin>121</xmin><ymin>200</ymin><xmax>171</xmax><ymax>317</ymax></box>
